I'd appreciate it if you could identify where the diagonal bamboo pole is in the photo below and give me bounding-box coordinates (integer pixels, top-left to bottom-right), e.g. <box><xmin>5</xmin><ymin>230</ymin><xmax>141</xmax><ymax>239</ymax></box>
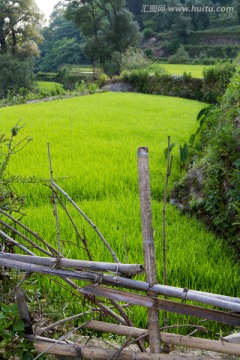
<box><xmin>48</xmin><ymin>143</ymin><xmax>61</xmax><ymax>256</ymax></box>
<box><xmin>0</xmin><ymin>230</ymin><xmax>35</xmax><ymax>255</ymax></box>
<box><xmin>137</xmin><ymin>147</ymin><xmax>161</xmax><ymax>354</ymax></box>
<box><xmin>0</xmin><ymin>208</ymin><xmax>59</xmax><ymax>256</ymax></box>
<box><xmin>0</xmin><ymin>219</ymin><xmax>52</xmax><ymax>257</ymax></box>
<box><xmin>52</xmin><ymin>181</ymin><xmax>119</xmax><ymax>263</ymax></box>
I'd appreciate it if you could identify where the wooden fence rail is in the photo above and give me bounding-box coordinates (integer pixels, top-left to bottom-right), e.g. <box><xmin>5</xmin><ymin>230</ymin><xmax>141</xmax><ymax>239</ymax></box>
<box><xmin>1</xmin><ymin>255</ymin><xmax>240</xmax><ymax>313</ymax></box>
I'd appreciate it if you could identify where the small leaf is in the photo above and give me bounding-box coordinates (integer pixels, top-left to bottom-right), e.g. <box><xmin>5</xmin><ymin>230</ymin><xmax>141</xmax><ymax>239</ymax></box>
<box><xmin>164</xmin><ymin>143</ymin><xmax>175</xmax><ymax>159</ymax></box>
<box><xmin>13</xmin><ymin>319</ymin><xmax>25</xmax><ymax>332</ymax></box>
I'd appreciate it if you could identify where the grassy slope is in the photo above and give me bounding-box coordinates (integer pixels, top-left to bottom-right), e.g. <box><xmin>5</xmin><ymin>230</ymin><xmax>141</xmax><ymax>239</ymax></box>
<box><xmin>1</xmin><ymin>92</ymin><xmax>238</xmax><ymax>328</ymax></box>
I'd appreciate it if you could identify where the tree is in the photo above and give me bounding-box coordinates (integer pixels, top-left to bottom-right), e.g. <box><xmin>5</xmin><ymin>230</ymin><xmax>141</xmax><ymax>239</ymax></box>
<box><xmin>0</xmin><ymin>0</ymin><xmax>42</xmax><ymax>97</ymax></box>
<box><xmin>0</xmin><ymin>0</ymin><xmax>42</xmax><ymax>56</ymax></box>
<box><xmin>0</xmin><ymin>53</ymin><xmax>34</xmax><ymax>97</ymax></box>
<box><xmin>37</xmin><ymin>1</ymin><xmax>86</xmax><ymax>72</ymax></box>
<box><xmin>66</xmin><ymin>0</ymin><xmax>141</xmax><ymax>75</ymax></box>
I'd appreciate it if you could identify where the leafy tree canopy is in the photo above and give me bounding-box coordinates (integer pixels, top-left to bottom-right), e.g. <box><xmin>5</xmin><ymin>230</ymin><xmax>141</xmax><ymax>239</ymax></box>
<box><xmin>65</xmin><ymin>0</ymin><xmax>141</xmax><ymax>74</ymax></box>
<box><xmin>0</xmin><ymin>0</ymin><xmax>43</xmax><ymax>57</ymax></box>
<box><xmin>0</xmin><ymin>0</ymin><xmax>42</xmax><ymax>98</ymax></box>
<box><xmin>37</xmin><ymin>0</ymin><xmax>86</xmax><ymax>72</ymax></box>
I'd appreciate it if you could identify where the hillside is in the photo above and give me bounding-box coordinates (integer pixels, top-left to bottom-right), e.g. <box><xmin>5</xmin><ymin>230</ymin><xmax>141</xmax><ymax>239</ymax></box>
<box><xmin>141</xmin><ymin>26</ymin><xmax>240</xmax><ymax>62</ymax></box>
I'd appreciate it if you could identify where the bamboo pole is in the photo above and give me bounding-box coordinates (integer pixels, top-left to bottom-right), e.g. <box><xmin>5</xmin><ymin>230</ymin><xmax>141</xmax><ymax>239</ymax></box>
<box><xmin>0</xmin><ymin>208</ymin><xmax>59</xmax><ymax>256</ymax></box>
<box><xmin>162</xmin><ymin>136</ymin><xmax>173</xmax><ymax>330</ymax></box>
<box><xmin>0</xmin><ymin>230</ymin><xmax>35</xmax><ymax>255</ymax></box>
<box><xmin>52</xmin><ymin>181</ymin><xmax>119</xmax><ymax>263</ymax></box>
<box><xmin>162</xmin><ymin>136</ymin><xmax>172</xmax><ymax>289</ymax></box>
<box><xmin>83</xmin><ymin>320</ymin><xmax>148</xmax><ymax>338</ymax></box>
<box><xmin>0</xmin><ymin>219</ymin><xmax>52</xmax><ymax>256</ymax></box>
<box><xmin>83</xmin><ymin>320</ymin><xmax>207</xmax><ymax>338</ymax></box>
<box><xmin>54</xmin><ymin>192</ymin><xmax>93</xmax><ymax>261</ymax></box>
<box><xmin>160</xmin><ymin>332</ymin><xmax>240</xmax><ymax>356</ymax></box>
<box><xmin>48</xmin><ymin>143</ymin><xmax>61</xmax><ymax>256</ymax></box>
<box><xmin>62</xmin><ymin>277</ymin><xmax>127</xmax><ymax>325</ymax></box>
<box><xmin>1</xmin><ymin>257</ymin><xmax>240</xmax><ymax>313</ymax></box>
<box><xmin>223</xmin><ymin>333</ymin><xmax>240</xmax><ymax>344</ymax></box>
<box><xmin>0</xmin><ymin>253</ymin><xmax>144</xmax><ymax>276</ymax></box>
<box><xmin>80</xmin><ymin>284</ymin><xmax>240</xmax><ymax>327</ymax></box>
<box><xmin>28</xmin><ymin>334</ymin><xmax>240</xmax><ymax>358</ymax></box>
<box><xmin>138</xmin><ymin>146</ymin><xmax>161</xmax><ymax>353</ymax></box>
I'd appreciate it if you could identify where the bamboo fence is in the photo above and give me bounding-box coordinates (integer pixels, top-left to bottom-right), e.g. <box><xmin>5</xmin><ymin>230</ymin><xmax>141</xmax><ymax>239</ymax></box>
<box><xmin>0</xmin><ymin>146</ymin><xmax>240</xmax><ymax>359</ymax></box>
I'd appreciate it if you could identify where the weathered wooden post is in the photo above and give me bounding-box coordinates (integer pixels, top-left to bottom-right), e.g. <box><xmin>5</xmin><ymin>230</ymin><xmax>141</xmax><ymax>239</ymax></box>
<box><xmin>137</xmin><ymin>147</ymin><xmax>162</xmax><ymax>353</ymax></box>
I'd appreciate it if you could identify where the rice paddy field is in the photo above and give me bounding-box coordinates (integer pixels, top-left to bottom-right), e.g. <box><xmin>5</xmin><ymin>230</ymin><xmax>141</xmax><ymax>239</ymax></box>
<box><xmin>1</xmin><ymin>92</ymin><xmax>239</xmax><ymax>331</ymax></box>
<box><xmin>159</xmin><ymin>64</ymin><xmax>211</xmax><ymax>78</ymax></box>
<box><xmin>35</xmin><ymin>81</ymin><xmax>64</xmax><ymax>91</ymax></box>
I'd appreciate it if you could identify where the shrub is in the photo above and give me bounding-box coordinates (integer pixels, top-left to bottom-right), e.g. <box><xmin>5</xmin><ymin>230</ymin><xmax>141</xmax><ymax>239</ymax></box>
<box><xmin>57</xmin><ymin>66</ymin><xmax>93</xmax><ymax>89</ymax></box>
<box><xmin>0</xmin><ymin>303</ymin><xmax>35</xmax><ymax>360</ymax></box>
<box><xmin>202</xmin><ymin>62</ymin><xmax>236</xmax><ymax>103</ymax></box>
<box><xmin>142</xmin><ymin>28</ymin><xmax>154</xmax><ymax>40</ymax></box>
<box><xmin>0</xmin><ymin>53</ymin><xmax>34</xmax><ymax>98</ymax></box>
<box><xmin>173</xmin><ymin>72</ymin><xmax>240</xmax><ymax>247</ymax></box>
<box><xmin>144</xmin><ymin>48</ymin><xmax>153</xmax><ymax>58</ymax></box>
<box><xmin>168</xmin><ymin>45</ymin><xmax>190</xmax><ymax>64</ymax></box>
<box><xmin>121</xmin><ymin>69</ymin><xmax>203</xmax><ymax>100</ymax></box>
<box><xmin>120</xmin><ymin>47</ymin><xmax>150</xmax><ymax>72</ymax></box>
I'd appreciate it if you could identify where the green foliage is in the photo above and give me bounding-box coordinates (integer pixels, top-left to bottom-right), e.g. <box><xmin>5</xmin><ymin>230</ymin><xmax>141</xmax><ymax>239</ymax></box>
<box><xmin>142</xmin><ymin>28</ymin><xmax>154</xmax><ymax>40</ymax></box>
<box><xmin>179</xmin><ymin>143</ymin><xmax>189</xmax><ymax>171</ymax></box>
<box><xmin>0</xmin><ymin>124</ymin><xmax>32</xmax><ymax>213</ymax></box>
<box><xmin>66</xmin><ymin>0</ymin><xmax>141</xmax><ymax>75</ymax></box>
<box><xmin>37</xmin><ymin>2</ymin><xmax>86</xmax><ymax>72</ymax></box>
<box><xmin>174</xmin><ymin>71</ymin><xmax>240</xmax><ymax>247</ymax></box>
<box><xmin>0</xmin><ymin>303</ymin><xmax>34</xmax><ymax>360</ymax></box>
<box><xmin>36</xmin><ymin>81</ymin><xmax>64</xmax><ymax>93</ymax></box>
<box><xmin>0</xmin><ymin>53</ymin><xmax>35</xmax><ymax>98</ymax></box>
<box><xmin>0</xmin><ymin>0</ymin><xmax>42</xmax><ymax>99</ymax></box>
<box><xmin>202</xmin><ymin>62</ymin><xmax>236</xmax><ymax>103</ymax></box>
<box><xmin>121</xmin><ymin>68</ymin><xmax>203</xmax><ymax>100</ymax></box>
<box><xmin>168</xmin><ymin>45</ymin><xmax>190</xmax><ymax>64</ymax></box>
<box><xmin>122</xmin><ymin>62</ymin><xmax>235</xmax><ymax>103</ymax></box>
<box><xmin>185</xmin><ymin>44</ymin><xmax>240</xmax><ymax>60</ymax></box>
<box><xmin>0</xmin><ymin>0</ymin><xmax>42</xmax><ymax>55</ymax></box>
<box><xmin>144</xmin><ymin>48</ymin><xmax>153</xmax><ymax>58</ymax></box>
<box><xmin>39</xmin><ymin>38</ymin><xmax>85</xmax><ymax>72</ymax></box>
<box><xmin>120</xmin><ymin>48</ymin><xmax>150</xmax><ymax>72</ymax></box>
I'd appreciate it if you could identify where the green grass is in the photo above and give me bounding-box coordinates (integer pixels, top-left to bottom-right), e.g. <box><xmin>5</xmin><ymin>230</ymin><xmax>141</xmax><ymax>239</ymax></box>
<box><xmin>158</xmin><ymin>64</ymin><xmax>211</xmax><ymax>78</ymax></box>
<box><xmin>1</xmin><ymin>92</ymin><xmax>239</xmax><ymax>331</ymax></box>
<box><xmin>35</xmin><ymin>81</ymin><xmax>64</xmax><ymax>91</ymax></box>
<box><xmin>70</xmin><ymin>66</ymin><xmax>93</xmax><ymax>73</ymax></box>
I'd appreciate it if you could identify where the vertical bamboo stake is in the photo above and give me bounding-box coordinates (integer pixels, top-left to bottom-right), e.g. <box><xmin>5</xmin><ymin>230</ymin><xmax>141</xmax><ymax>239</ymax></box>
<box><xmin>162</xmin><ymin>137</ymin><xmax>173</xmax><ymax>328</ymax></box>
<box><xmin>47</xmin><ymin>143</ymin><xmax>61</xmax><ymax>256</ymax></box>
<box><xmin>137</xmin><ymin>147</ymin><xmax>161</xmax><ymax>354</ymax></box>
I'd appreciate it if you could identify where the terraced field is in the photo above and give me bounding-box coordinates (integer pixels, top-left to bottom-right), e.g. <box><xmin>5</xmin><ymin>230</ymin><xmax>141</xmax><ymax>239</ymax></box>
<box><xmin>1</xmin><ymin>92</ymin><xmax>238</xmax><ymax>329</ymax></box>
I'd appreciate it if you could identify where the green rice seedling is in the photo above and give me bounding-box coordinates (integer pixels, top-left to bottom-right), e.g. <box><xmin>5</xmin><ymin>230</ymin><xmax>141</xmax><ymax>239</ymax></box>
<box><xmin>1</xmin><ymin>92</ymin><xmax>238</xmax><ymax>335</ymax></box>
<box><xmin>159</xmin><ymin>64</ymin><xmax>211</xmax><ymax>78</ymax></box>
<box><xmin>35</xmin><ymin>81</ymin><xmax>64</xmax><ymax>91</ymax></box>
